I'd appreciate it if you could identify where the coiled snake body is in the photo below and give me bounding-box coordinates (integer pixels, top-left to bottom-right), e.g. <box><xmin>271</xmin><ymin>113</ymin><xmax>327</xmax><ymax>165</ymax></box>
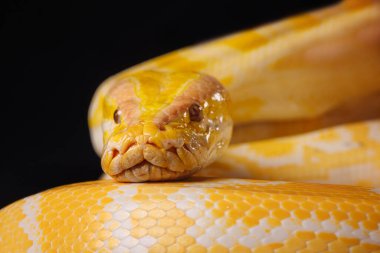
<box><xmin>2</xmin><ymin>1</ymin><xmax>380</xmax><ymax>252</ymax></box>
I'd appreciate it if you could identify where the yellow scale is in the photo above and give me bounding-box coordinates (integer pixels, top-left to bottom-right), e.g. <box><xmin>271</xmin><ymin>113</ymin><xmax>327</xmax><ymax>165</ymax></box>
<box><xmin>1</xmin><ymin>0</ymin><xmax>380</xmax><ymax>252</ymax></box>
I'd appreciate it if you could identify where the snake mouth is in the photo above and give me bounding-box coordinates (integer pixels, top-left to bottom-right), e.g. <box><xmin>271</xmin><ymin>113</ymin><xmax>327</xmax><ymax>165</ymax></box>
<box><xmin>111</xmin><ymin>161</ymin><xmax>195</xmax><ymax>182</ymax></box>
<box><xmin>101</xmin><ymin>142</ymin><xmax>202</xmax><ymax>182</ymax></box>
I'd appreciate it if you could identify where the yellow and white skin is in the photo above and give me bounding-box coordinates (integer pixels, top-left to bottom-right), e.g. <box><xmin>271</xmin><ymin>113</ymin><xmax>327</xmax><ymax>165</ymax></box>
<box><xmin>1</xmin><ymin>0</ymin><xmax>380</xmax><ymax>252</ymax></box>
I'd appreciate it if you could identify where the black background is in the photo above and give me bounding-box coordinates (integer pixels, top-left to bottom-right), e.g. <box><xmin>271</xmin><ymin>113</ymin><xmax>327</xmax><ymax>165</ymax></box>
<box><xmin>1</xmin><ymin>0</ymin><xmax>337</xmax><ymax>208</ymax></box>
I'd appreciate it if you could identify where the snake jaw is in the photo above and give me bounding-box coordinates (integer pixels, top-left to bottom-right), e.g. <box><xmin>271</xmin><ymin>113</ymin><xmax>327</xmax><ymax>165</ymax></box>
<box><xmin>101</xmin><ymin>134</ymin><xmax>205</xmax><ymax>182</ymax></box>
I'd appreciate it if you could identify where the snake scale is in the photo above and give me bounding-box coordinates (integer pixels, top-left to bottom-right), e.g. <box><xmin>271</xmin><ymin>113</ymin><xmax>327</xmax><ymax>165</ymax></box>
<box><xmin>1</xmin><ymin>0</ymin><xmax>380</xmax><ymax>252</ymax></box>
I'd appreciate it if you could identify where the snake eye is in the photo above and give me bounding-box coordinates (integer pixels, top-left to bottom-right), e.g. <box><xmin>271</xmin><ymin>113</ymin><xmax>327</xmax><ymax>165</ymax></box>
<box><xmin>189</xmin><ymin>103</ymin><xmax>203</xmax><ymax>122</ymax></box>
<box><xmin>113</xmin><ymin>109</ymin><xmax>122</xmax><ymax>124</ymax></box>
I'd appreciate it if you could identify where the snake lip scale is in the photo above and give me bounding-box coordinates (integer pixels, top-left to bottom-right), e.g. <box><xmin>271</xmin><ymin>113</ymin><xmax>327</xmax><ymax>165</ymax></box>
<box><xmin>102</xmin><ymin>132</ymin><xmax>206</xmax><ymax>182</ymax></box>
<box><xmin>112</xmin><ymin>162</ymin><xmax>187</xmax><ymax>183</ymax></box>
<box><xmin>107</xmin><ymin>143</ymin><xmax>201</xmax><ymax>182</ymax></box>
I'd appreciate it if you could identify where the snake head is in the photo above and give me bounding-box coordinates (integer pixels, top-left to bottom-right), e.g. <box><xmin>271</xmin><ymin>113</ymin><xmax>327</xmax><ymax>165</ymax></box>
<box><xmin>93</xmin><ymin>70</ymin><xmax>232</xmax><ymax>182</ymax></box>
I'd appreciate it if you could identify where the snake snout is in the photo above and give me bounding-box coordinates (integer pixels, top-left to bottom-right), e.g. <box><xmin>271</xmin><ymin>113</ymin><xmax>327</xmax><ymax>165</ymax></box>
<box><xmin>101</xmin><ymin>134</ymin><xmax>203</xmax><ymax>182</ymax></box>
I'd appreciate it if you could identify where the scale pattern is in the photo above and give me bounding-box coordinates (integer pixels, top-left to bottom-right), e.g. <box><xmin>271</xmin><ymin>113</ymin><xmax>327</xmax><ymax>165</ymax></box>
<box><xmin>1</xmin><ymin>179</ymin><xmax>380</xmax><ymax>252</ymax></box>
<box><xmin>201</xmin><ymin>120</ymin><xmax>380</xmax><ymax>187</ymax></box>
<box><xmin>2</xmin><ymin>1</ymin><xmax>380</xmax><ymax>252</ymax></box>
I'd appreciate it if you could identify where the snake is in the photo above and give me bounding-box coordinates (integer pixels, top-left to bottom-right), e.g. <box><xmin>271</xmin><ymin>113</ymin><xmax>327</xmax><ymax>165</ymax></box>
<box><xmin>1</xmin><ymin>0</ymin><xmax>380</xmax><ymax>252</ymax></box>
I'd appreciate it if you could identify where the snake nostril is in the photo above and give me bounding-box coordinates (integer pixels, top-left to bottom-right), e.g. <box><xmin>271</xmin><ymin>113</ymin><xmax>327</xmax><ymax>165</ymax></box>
<box><xmin>167</xmin><ymin>147</ymin><xmax>177</xmax><ymax>154</ymax></box>
<box><xmin>111</xmin><ymin>148</ymin><xmax>119</xmax><ymax>158</ymax></box>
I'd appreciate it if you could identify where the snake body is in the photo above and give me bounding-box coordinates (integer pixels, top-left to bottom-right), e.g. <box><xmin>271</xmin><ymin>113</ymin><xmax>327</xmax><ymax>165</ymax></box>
<box><xmin>1</xmin><ymin>1</ymin><xmax>380</xmax><ymax>252</ymax></box>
